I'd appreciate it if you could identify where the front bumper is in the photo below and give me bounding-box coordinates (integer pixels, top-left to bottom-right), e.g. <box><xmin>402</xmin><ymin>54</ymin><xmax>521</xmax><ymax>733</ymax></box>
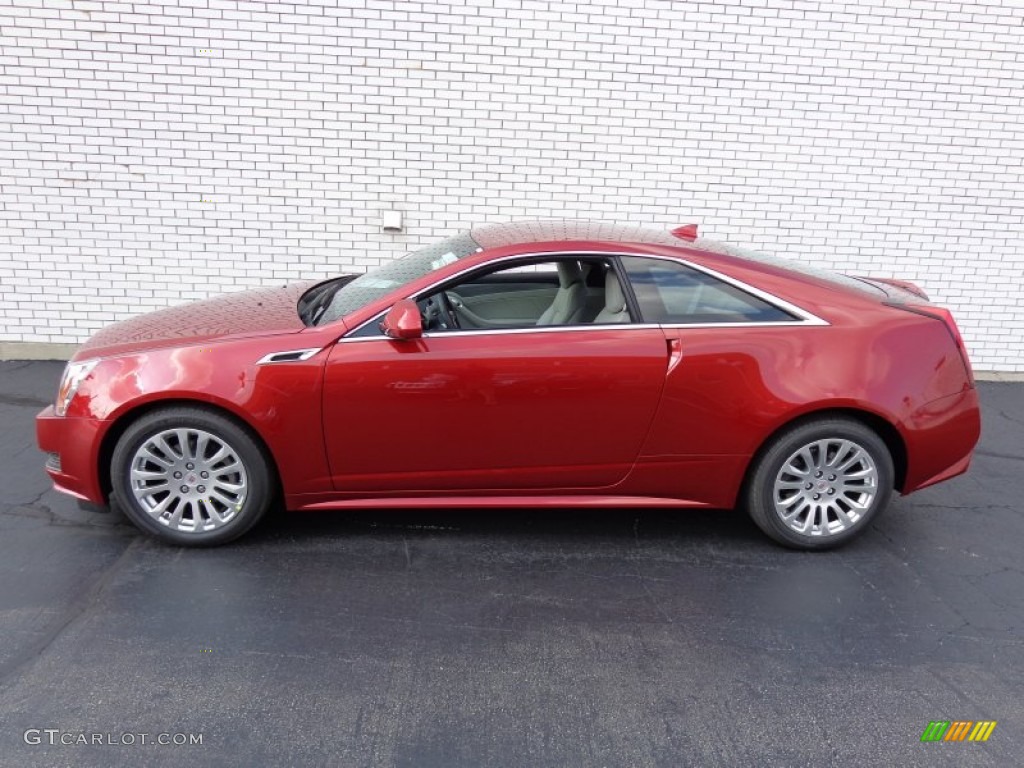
<box><xmin>36</xmin><ymin>405</ymin><xmax>108</xmax><ymax>505</ymax></box>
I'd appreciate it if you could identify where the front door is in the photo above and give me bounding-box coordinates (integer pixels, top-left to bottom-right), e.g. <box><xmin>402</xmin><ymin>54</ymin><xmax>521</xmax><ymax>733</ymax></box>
<box><xmin>321</xmin><ymin>326</ymin><xmax>668</xmax><ymax>493</ymax></box>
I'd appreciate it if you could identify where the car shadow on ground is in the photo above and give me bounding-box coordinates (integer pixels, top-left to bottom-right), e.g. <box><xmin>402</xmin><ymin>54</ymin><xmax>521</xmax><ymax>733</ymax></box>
<box><xmin>247</xmin><ymin>503</ymin><xmax>774</xmax><ymax>551</ymax></box>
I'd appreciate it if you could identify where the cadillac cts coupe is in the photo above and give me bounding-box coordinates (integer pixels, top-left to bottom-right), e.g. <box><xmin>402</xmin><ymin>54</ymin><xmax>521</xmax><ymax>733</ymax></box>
<box><xmin>36</xmin><ymin>220</ymin><xmax>981</xmax><ymax>549</ymax></box>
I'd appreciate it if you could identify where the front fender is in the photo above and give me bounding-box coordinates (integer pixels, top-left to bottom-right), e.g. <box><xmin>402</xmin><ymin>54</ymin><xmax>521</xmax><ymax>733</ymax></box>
<box><xmin>65</xmin><ymin>338</ymin><xmax>336</xmax><ymax>500</ymax></box>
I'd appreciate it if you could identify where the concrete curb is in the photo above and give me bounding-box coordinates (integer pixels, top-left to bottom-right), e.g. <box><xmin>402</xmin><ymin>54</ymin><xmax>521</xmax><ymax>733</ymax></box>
<box><xmin>975</xmin><ymin>371</ymin><xmax>1024</xmax><ymax>382</ymax></box>
<box><xmin>0</xmin><ymin>342</ymin><xmax>79</xmax><ymax>361</ymax></box>
<box><xmin>1</xmin><ymin>340</ymin><xmax>1022</xmax><ymax>380</ymax></box>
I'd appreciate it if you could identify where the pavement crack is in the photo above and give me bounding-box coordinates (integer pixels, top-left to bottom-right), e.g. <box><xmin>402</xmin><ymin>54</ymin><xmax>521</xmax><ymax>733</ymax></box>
<box><xmin>925</xmin><ymin>666</ymin><xmax>990</xmax><ymax>713</ymax></box>
<box><xmin>1</xmin><ymin>487</ymin><xmax>51</xmax><ymax>517</ymax></box>
<box><xmin>0</xmin><ymin>393</ymin><xmax>51</xmax><ymax>408</ymax></box>
<box><xmin>997</xmin><ymin>409</ymin><xmax>1024</xmax><ymax>426</ymax></box>
<box><xmin>913</xmin><ymin>502</ymin><xmax>1014</xmax><ymax>511</ymax></box>
<box><xmin>974</xmin><ymin>449</ymin><xmax>1024</xmax><ymax>462</ymax></box>
<box><xmin>633</xmin><ymin>514</ymin><xmax>674</xmax><ymax>625</ymax></box>
<box><xmin>845</xmin><ymin>561</ymin><xmax>898</xmax><ymax>620</ymax></box>
<box><xmin>0</xmin><ymin>537</ymin><xmax>145</xmax><ymax>689</ymax></box>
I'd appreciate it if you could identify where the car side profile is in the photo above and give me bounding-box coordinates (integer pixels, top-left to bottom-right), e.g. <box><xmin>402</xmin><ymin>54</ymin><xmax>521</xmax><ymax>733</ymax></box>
<box><xmin>36</xmin><ymin>220</ymin><xmax>981</xmax><ymax>549</ymax></box>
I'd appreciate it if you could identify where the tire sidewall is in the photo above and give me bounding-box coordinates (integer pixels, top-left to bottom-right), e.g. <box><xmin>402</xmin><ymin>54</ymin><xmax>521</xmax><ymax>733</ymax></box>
<box><xmin>110</xmin><ymin>408</ymin><xmax>273</xmax><ymax>546</ymax></box>
<box><xmin>748</xmin><ymin>419</ymin><xmax>894</xmax><ymax>550</ymax></box>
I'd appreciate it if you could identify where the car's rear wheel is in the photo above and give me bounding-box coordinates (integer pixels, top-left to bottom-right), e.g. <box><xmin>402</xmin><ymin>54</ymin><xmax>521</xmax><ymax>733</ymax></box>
<box><xmin>110</xmin><ymin>406</ymin><xmax>274</xmax><ymax>546</ymax></box>
<box><xmin>744</xmin><ymin>417</ymin><xmax>894</xmax><ymax>550</ymax></box>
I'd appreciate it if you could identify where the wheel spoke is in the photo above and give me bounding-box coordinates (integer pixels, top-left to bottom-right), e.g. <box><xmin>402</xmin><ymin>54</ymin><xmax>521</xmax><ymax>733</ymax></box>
<box><xmin>141</xmin><ymin>445</ymin><xmax>171</xmax><ymax>468</ymax></box>
<box><xmin>213</xmin><ymin>460</ymin><xmax>240</xmax><ymax>475</ymax></box>
<box><xmin>832</xmin><ymin>505</ymin><xmax>856</xmax><ymax>530</ymax></box>
<box><xmin>131</xmin><ymin>467</ymin><xmax>166</xmax><ymax>481</ymax></box>
<box><xmin>204</xmin><ymin>500</ymin><xmax>226</xmax><ymax>526</ymax></box>
<box><xmin>798</xmin><ymin>446</ymin><xmax>816</xmax><ymax>472</ymax></box>
<box><xmin>837</xmin><ymin>482</ymin><xmax>871</xmax><ymax>497</ymax></box>
<box><xmin>841</xmin><ymin>492</ymin><xmax>871</xmax><ymax>510</ymax></box>
<box><xmin>176</xmin><ymin>429</ymin><xmax>192</xmax><ymax>461</ymax></box>
<box><xmin>206</xmin><ymin>446</ymin><xmax>228</xmax><ymax>464</ymax></box>
<box><xmin>836</xmin><ymin>448</ymin><xmax>866</xmax><ymax>473</ymax></box>
<box><xmin>842</xmin><ymin>468</ymin><xmax>875</xmax><ymax>480</ymax></box>
<box><xmin>195</xmin><ymin>432</ymin><xmax>211</xmax><ymax>462</ymax></box>
<box><xmin>193</xmin><ymin>500</ymin><xmax>209</xmax><ymax>529</ymax></box>
<box><xmin>146</xmin><ymin>493</ymin><xmax>175</xmax><ymax>519</ymax></box>
<box><xmin>798</xmin><ymin>505</ymin><xmax>816</xmax><ymax>534</ymax></box>
<box><xmin>777</xmin><ymin>494</ymin><xmax>803</xmax><ymax>511</ymax></box>
<box><xmin>825</xmin><ymin>440</ymin><xmax>849</xmax><ymax>468</ymax></box>
<box><xmin>172</xmin><ymin>500</ymin><xmax>189</xmax><ymax>528</ymax></box>
<box><xmin>156</xmin><ymin>434</ymin><xmax>180</xmax><ymax>462</ymax></box>
<box><xmin>780</xmin><ymin>499</ymin><xmax>808</xmax><ymax>523</ymax></box>
<box><xmin>211</xmin><ymin>487</ymin><xmax>239</xmax><ymax>507</ymax></box>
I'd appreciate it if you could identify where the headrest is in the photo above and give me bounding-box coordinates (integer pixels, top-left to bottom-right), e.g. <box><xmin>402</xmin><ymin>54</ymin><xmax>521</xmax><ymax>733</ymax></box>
<box><xmin>556</xmin><ymin>260</ymin><xmax>583</xmax><ymax>288</ymax></box>
<box><xmin>605</xmin><ymin>271</ymin><xmax>626</xmax><ymax>311</ymax></box>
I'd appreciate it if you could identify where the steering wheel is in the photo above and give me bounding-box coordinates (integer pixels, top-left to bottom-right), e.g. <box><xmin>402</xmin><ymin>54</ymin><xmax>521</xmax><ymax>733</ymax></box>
<box><xmin>420</xmin><ymin>291</ymin><xmax>460</xmax><ymax>331</ymax></box>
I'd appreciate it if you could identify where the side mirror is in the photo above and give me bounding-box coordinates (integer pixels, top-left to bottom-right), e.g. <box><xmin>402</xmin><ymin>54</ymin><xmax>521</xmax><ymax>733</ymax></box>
<box><xmin>380</xmin><ymin>299</ymin><xmax>423</xmax><ymax>340</ymax></box>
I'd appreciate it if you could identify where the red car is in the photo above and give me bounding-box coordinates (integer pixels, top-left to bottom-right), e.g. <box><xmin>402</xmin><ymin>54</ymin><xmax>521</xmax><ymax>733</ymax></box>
<box><xmin>36</xmin><ymin>221</ymin><xmax>980</xmax><ymax>549</ymax></box>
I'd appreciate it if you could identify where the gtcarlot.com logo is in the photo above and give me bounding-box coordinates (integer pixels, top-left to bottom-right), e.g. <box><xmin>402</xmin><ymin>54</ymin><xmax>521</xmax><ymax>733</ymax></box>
<box><xmin>921</xmin><ymin>720</ymin><xmax>997</xmax><ymax>743</ymax></box>
<box><xmin>24</xmin><ymin>729</ymin><xmax>203</xmax><ymax>747</ymax></box>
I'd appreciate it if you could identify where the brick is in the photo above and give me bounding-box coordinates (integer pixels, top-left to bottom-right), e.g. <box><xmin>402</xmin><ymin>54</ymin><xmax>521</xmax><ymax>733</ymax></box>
<box><xmin>0</xmin><ymin>0</ymin><xmax>1021</xmax><ymax>371</ymax></box>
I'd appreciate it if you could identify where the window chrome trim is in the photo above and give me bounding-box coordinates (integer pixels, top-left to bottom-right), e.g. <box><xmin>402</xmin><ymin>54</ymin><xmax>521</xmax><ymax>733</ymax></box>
<box><xmin>430</xmin><ymin>324</ymin><xmax>659</xmax><ymax>340</ymax></box>
<box><xmin>255</xmin><ymin>347</ymin><xmax>323</xmax><ymax>364</ymax></box>
<box><xmin>337</xmin><ymin>319</ymin><xmax>820</xmax><ymax>344</ymax></box>
<box><xmin>338</xmin><ymin>250</ymin><xmax>830</xmax><ymax>342</ymax></box>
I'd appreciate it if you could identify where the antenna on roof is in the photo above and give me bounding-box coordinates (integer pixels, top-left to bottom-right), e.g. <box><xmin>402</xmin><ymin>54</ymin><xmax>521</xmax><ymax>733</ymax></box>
<box><xmin>670</xmin><ymin>224</ymin><xmax>698</xmax><ymax>242</ymax></box>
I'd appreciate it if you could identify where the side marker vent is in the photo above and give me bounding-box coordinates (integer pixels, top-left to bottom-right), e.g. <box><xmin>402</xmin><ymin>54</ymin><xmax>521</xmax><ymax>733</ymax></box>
<box><xmin>256</xmin><ymin>348</ymin><xmax>322</xmax><ymax>365</ymax></box>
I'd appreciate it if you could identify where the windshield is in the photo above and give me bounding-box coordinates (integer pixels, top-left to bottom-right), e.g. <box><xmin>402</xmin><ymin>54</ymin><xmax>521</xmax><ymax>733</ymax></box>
<box><xmin>315</xmin><ymin>230</ymin><xmax>481</xmax><ymax>325</ymax></box>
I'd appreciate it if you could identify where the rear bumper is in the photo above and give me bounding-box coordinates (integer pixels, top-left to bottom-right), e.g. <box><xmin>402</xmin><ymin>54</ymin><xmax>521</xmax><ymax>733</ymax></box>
<box><xmin>36</xmin><ymin>405</ymin><xmax>108</xmax><ymax>505</ymax></box>
<box><xmin>901</xmin><ymin>387</ymin><xmax>981</xmax><ymax>494</ymax></box>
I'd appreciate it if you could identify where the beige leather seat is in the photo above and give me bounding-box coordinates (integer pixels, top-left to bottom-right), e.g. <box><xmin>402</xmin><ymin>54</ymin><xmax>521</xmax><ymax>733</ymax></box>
<box><xmin>593</xmin><ymin>271</ymin><xmax>631</xmax><ymax>323</ymax></box>
<box><xmin>536</xmin><ymin>260</ymin><xmax>586</xmax><ymax>325</ymax></box>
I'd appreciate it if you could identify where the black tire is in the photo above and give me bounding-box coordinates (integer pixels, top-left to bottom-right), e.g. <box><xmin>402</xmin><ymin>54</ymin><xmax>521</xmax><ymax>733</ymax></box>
<box><xmin>110</xmin><ymin>406</ymin><xmax>275</xmax><ymax>546</ymax></box>
<box><xmin>744</xmin><ymin>417</ymin><xmax>894</xmax><ymax>550</ymax></box>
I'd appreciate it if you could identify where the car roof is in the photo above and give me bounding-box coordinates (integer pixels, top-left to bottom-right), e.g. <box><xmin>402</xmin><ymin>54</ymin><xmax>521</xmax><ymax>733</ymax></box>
<box><xmin>471</xmin><ymin>219</ymin><xmax>683</xmax><ymax>249</ymax></box>
<box><xmin>469</xmin><ymin>219</ymin><xmax>887</xmax><ymax>300</ymax></box>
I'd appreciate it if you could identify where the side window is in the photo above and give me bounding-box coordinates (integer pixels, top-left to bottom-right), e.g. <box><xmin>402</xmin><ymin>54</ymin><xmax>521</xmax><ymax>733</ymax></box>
<box><xmin>419</xmin><ymin>257</ymin><xmax>621</xmax><ymax>332</ymax></box>
<box><xmin>619</xmin><ymin>256</ymin><xmax>795</xmax><ymax>324</ymax></box>
<box><xmin>346</xmin><ymin>256</ymin><xmax>632</xmax><ymax>337</ymax></box>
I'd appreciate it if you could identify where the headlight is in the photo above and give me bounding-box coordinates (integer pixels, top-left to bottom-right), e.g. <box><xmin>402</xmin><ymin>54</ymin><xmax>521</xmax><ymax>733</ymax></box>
<box><xmin>55</xmin><ymin>359</ymin><xmax>99</xmax><ymax>416</ymax></box>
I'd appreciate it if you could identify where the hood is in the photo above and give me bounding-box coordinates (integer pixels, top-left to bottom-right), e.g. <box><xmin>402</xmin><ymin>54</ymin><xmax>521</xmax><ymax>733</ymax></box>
<box><xmin>77</xmin><ymin>281</ymin><xmax>318</xmax><ymax>359</ymax></box>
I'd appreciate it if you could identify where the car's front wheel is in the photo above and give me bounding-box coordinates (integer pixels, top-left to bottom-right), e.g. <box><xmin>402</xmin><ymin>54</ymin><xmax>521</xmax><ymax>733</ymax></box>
<box><xmin>744</xmin><ymin>417</ymin><xmax>894</xmax><ymax>550</ymax></box>
<box><xmin>110</xmin><ymin>406</ymin><xmax>275</xmax><ymax>546</ymax></box>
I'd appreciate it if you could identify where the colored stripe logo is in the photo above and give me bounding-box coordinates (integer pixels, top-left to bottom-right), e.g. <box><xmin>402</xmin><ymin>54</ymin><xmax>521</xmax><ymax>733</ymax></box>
<box><xmin>921</xmin><ymin>721</ymin><xmax>997</xmax><ymax>742</ymax></box>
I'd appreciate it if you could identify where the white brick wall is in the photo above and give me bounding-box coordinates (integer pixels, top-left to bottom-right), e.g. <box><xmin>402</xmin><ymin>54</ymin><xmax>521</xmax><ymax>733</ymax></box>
<box><xmin>1</xmin><ymin>0</ymin><xmax>1022</xmax><ymax>370</ymax></box>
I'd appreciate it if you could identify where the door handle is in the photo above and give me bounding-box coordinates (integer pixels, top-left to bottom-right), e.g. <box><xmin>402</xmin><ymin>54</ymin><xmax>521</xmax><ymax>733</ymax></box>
<box><xmin>667</xmin><ymin>337</ymin><xmax>683</xmax><ymax>374</ymax></box>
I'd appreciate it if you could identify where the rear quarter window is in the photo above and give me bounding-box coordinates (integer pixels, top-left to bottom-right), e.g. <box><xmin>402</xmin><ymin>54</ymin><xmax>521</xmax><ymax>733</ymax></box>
<box><xmin>619</xmin><ymin>256</ymin><xmax>796</xmax><ymax>324</ymax></box>
<box><xmin>693</xmin><ymin>238</ymin><xmax>887</xmax><ymax>297</ymax></box>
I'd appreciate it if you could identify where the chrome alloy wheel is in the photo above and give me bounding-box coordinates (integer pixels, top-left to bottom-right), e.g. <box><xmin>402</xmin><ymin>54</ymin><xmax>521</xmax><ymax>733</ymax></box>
<box><xmin>772</xmin><ymin>438</ymin><xmax>879</xmax><ymax>537</ymax></box>
<box><xmin>129</xmin><ymin>428</ymin><xmax>248</xmax><ymax>533</ymax></box>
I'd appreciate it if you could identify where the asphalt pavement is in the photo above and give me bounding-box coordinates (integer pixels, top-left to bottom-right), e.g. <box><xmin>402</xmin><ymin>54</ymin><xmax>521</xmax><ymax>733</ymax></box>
<box><xmin>0</xmin><ymin>360</ymin><xmax>1021</xmax><ymax>767</ymax></box>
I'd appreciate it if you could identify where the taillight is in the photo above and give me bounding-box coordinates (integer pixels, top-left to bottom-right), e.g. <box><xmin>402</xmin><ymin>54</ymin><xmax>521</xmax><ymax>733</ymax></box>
<box><xmin>889</xmin><ymin>303</ymin><xmax>974</xmax><ymax>386</ymax></box>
